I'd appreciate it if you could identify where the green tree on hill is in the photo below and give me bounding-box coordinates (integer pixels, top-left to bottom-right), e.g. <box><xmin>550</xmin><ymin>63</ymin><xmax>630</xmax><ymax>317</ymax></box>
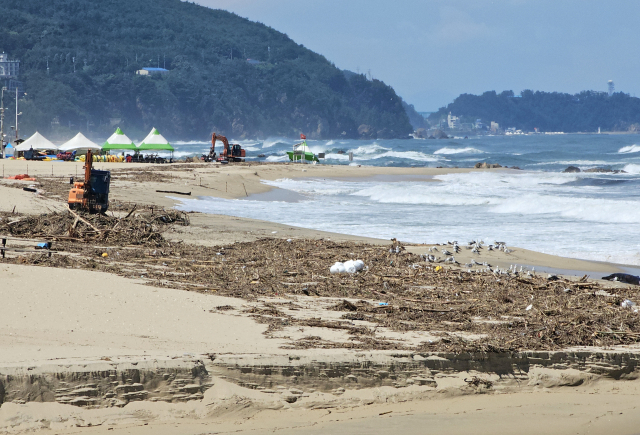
<box><xmin>0</xmin><ymin>0</ymin><xmax>413</xmax><ymax>140</ymax></box>
<box><xmin>429</xmin><ymin>89</ymin><xmax>640</xmax><ymax>132</ymax></box>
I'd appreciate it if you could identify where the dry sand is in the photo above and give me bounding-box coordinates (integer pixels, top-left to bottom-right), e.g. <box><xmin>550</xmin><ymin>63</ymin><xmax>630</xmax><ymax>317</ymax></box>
<box><xmin>0</xmin><ymin>263</ymin><xmax>289</xmax><ymax>367</ymax></box>
<box><xmin>2</xmin><ymin>376</ymin><xmax>640</xmax><ymax>435</ymax></box>
<box><xmin>1</xmin><ymin>159</ymin><xmax>640</xmax><ymax>434</ymax></box>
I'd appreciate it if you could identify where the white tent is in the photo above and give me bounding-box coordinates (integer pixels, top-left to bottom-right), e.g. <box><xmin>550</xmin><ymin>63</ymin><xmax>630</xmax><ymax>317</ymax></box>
<box><xmin>14</xmin><ymin>132</ymin><xmax>58</xmax><ymax>151</ymax></box>
<box><xmin>59</xmin><ymin>133</ymin><xmax>101</xmax><ymax>151</ymax></box>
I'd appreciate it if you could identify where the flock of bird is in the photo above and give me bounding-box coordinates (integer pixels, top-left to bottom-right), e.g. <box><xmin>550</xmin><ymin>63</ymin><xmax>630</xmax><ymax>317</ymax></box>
<box><xmin>419</xmin><ymin>240</ymin><xmax>534</xmax><ymax>277</ymax></box>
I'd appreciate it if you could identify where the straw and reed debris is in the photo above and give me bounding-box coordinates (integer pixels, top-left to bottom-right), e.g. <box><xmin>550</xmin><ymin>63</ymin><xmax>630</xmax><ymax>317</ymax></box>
<box><xmin>2</xmin><ymin>211</ymin><xmax>640</xmax><ymax>353</ymax></box>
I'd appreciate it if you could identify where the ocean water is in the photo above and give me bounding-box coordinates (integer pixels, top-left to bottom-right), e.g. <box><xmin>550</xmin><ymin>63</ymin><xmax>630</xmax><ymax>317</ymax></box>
<box><xmin>172</xmin><ymin>134</ymin><xmax>640</xmax><ymax>266</ymax></box>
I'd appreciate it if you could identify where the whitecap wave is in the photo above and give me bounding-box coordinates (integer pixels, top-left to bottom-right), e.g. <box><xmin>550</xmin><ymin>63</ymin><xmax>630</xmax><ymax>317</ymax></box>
<box><xmin>434</xmin><ymin>147</ymin><xmax>484</xmax><ymax>155</ymax></box>
<box><xmin>618</xmin><ymin>144</ymin><xmax>640</xmax><ymax>154</ymax></box>
<box><xmin>348</xmin><ymin>144</ymin><xmax>390</xmax><ymax>155</ymax></box>
<box><xmin>370</xmin><ymin>151</ymin><xmax>440</xmax><ymax>162</ymax></box>
<box><xmin>530</xmin><ymin>160</ymin><xmax>612</xmax><ymax>167</ymax></box>
<box><xmin>323</xmin><ymin>153</ymin><xmax>351</xmax><ymax>161</ymax></box>
<box><xmin>623</xmin><ymin>164</ymin><xmax>640</xmax><ymax>174</ymax></box>
<box><xmin>265</xmin><ymin>155</ymin><xmax>290</xmax><ymax>162</ymax></box>
<box><xmin>262</xmin><ymin>137</ymin><xmax>291</xmax><ymax>148</ymax></box>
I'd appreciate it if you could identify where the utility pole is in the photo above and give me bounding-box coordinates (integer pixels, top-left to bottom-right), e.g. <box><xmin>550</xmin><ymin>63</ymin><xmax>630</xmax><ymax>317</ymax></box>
<box><xmin>15</xmin><ymin>87</ymin><xmax>20</xmax><ymax>140</ymax></box>
<box><xmin>15</xmin><ymin>87</ymin><xmax>18</xmax><ymax>139</ymax></box>
<box><xmin>163</xmin><ymin>53</ymin><xmax>166</xmax><ymax>69</ymax></box>
<box><xmin>0</xmin><ymin>87</ymin><xmax>6</xmax><ymax>159</ymax></box>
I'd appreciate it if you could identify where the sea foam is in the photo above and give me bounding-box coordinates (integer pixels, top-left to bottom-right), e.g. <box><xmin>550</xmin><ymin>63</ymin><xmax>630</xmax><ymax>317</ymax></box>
<box><xmin>434</xmin><ymin>147</ymin><xmax>484</xmax><ymax>155</ymax></box>
<box><xmin>618</xmin><ymin>144</ymin><xmax>640</xmax><ymax>154</ymax></box>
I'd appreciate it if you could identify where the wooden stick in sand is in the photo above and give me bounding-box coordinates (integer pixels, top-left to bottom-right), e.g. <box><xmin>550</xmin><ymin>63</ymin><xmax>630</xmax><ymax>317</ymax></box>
<box><xmin>67</xmin><ymin>207</ymin><xmax>101</xmax><ymax>234</ymax></box>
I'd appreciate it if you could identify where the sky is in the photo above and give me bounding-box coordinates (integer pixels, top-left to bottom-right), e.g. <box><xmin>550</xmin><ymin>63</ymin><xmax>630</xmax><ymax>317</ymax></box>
<box><xmin>192</xmin><ymin>0</ymin><xmax>640</xmax><ymax>111</ymax></box>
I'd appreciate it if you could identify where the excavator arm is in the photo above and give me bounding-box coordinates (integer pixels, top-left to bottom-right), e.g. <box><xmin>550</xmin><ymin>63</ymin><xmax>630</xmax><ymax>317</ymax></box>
<box><xmin>208</xmin><ymin>132</ymin><xmax>244</xmax><ymax>162</ymax></box>
<box><xmin>210</xmin><ymin>133</ymin><xmax>231</xmax><ymax>159</ymax></box>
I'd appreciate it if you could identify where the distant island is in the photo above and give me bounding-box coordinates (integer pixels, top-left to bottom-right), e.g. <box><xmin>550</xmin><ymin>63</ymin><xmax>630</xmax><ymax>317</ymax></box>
<box><xmin>426</xmin><ymin>90</ymin><xmax>640</xmax><ymax>134</ymax></box>
<box><xmin>0</xmin><ymin>0</ymin><xmax>413</xmax><ymax>141</ymax></box>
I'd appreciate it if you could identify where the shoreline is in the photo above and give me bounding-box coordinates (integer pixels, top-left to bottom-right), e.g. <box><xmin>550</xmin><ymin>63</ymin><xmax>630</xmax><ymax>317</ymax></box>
<box><xmin>0</xmin><ymin>159</ymin><xmax>635</xmax><ymax>274</ymax></box>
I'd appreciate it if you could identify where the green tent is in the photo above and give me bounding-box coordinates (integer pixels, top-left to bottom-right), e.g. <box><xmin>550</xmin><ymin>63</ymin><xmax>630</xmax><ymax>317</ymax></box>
<box><xmin>102</xmin><ymin>127</ymin><xmax>137</xmax><ymax>150</ymax></box>
<box><xmin>138</xmin><ymin>127</ymin><xmax>174</xmax><ymax>151</ymax></box>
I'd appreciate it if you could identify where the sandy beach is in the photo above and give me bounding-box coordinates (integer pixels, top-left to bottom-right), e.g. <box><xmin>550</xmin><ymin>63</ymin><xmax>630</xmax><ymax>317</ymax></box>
<box><xmin>2</xmin><ymin>159</ymin><xmax>640</xmax><ymax>434</ymax></box>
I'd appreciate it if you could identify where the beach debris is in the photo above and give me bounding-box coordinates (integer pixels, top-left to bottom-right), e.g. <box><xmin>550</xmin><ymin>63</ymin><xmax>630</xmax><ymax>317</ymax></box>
<box><xmin>464</xmin><ymin>376</ymin><xmax>493</xmax><ymax>388</ymax></box>
<box><xmin>156</xmin><ymin>190</ymin><xmax>191</xmax><ymax>196</ymax></box>
<box><xmin>7</xmin><ymin>220</ymin><xmax>640</xmax><ymax>353</ymax></box>
<box><xmin>0</xmin><ymin>209</ymin><xmax>189</xmax><ymax>245</ymax></box>
<box><xmin>330</xmin><ymin>260</ymin><xmax>365</xmax><ymax>274</ymax></box>
<box><xmin>525</xmin><ymin>304</ymin><xmax>533</xmax><ymax>311</ymax></box>
<box><xmin>602</xmin><ymin>273</ymin><xmax>640</xmax><ymax>285</ymax></box>
<box><xmin>621</xmin><ymin>299</ymin><xmax>636</xmax><ymax>309</ymax></box>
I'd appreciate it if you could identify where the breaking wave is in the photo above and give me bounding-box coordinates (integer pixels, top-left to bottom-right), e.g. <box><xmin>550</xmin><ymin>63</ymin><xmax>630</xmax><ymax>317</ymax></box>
<box><xmin>618</xmin><ymin>145</ymin><xmax>640</xmax><ymax>154</ymax></box>
<box><xmin>434</xmin><ymin>147</ymin><xmax>484</xmax><ymax>155</ymax></box>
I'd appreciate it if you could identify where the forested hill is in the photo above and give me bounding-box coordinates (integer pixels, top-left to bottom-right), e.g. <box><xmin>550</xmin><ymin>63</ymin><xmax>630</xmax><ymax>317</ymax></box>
<box><xmin>0</xmin><ymin>0</ymin><xmax>412</xmax><ymax>140</ymax></box>
<box><xmin>429</xmin><ymin>90</ymin><xmax>640</xmax><ymax>133</ymax></box>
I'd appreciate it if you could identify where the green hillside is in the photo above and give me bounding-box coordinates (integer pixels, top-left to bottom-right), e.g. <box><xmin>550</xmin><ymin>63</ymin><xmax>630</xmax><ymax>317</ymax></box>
<box><xmin>429</xmin><ymin>90</ymin><xmax>640</xmax><ymax>133</ymax></box>
<box><xmin>0</xmin><ymin>0</ymin><xmax>413</xmax><ymax>140</ymax></box>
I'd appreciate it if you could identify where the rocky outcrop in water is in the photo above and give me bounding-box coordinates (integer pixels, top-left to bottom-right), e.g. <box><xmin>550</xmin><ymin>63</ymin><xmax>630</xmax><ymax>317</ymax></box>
<box><xmin>475</xmin><ymin>162</ymin><xmax>502</xmax><ymax>169</ymax></box>
<box><xmin>563</xmin><ymin>166</ymin><xmax>581</xmax><ymax>173</ymax></box>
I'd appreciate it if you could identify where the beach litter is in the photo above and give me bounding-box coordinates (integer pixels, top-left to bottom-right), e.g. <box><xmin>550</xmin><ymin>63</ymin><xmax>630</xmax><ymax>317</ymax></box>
<box><xmin>603</xmin><ymin>273</ymin><xmax>640</xmax><ymax>285</ymax></box>
<box><xmin>330</xmin><ymin>260</ymin><xmax>365</xmax><ymax>274</ymax></box>
<box><xmin>5</xmin><ymin>213</ymin><xmax>640</xmax><ymax>353</ymax></box>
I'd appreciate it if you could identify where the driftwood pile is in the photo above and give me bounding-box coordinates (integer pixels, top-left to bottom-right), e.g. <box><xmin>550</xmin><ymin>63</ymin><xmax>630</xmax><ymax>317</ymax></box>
<box><xmin>4</xmin><ymin>233</ymin><xmax>640</xmax><ymax>353</ymax></box>
<box><xmin>0</xmin><ymin>208</ymin><xmax>189</xmax><ymax>245</ymax></box>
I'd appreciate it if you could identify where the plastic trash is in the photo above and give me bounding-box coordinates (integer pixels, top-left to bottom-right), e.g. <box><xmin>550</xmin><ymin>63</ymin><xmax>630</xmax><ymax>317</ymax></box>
<box><xmin>525</xmin><ymin>304</ymin><xmax>533</xmax><ymax>311</ymax></box>
<box><xmin>621</xmin><ymin>299</ymin><xmax>636</xmax><ymax>309</ymax></box>
<box><xmin>330</xmin><ymin>262</ymin><xmax>346</xmax><ymax>274</ymax></box>
<box><xmin>330</xmin><ymin>260</ymin><xmax>364</xmax><ymax>274</ymax></box>
<box><xmin>379</xmin><ymin>302</ymin><xmax>389</xmax><ymax>306</ymax></box>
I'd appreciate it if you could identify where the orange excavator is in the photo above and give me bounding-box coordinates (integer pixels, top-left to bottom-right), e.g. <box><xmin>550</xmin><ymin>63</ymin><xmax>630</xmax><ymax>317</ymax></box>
<box><xmin>68</xmin><ymin>150</ymin><xmax>111</xmax><ymax>213</ymax></box>
<box><xmin>204</xmin><ymin>133</ymin><xmax>245</xmax><ymax>163</ymax></box>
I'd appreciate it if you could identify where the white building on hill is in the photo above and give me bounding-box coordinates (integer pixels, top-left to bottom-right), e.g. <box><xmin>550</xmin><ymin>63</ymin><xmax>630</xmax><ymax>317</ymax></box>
<box><xmin>447</xmin><ymin>112</ymin><xmax>460</xmax><ymax>129</ymax></box>
<box><xmin>0</xmin><ymin>52</ymin><xmax>19</xmax><ymax>78</ymax></box>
